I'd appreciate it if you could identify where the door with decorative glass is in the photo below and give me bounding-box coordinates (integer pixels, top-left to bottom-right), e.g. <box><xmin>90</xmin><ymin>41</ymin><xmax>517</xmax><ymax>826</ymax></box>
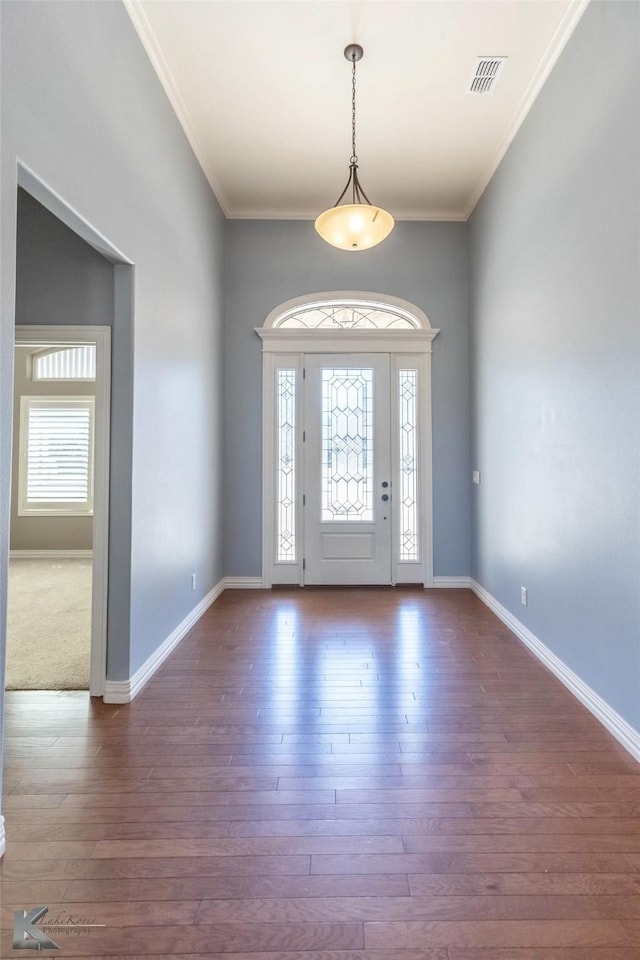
<box><xmin>262</xmin><ymin>294</ymin><xmax>438</xmax><ymax>587</ymax></box>
<box><xmin>303</xmin><ymin>354</ymin><xmax>391</xmax><ymax>584</ymax></box>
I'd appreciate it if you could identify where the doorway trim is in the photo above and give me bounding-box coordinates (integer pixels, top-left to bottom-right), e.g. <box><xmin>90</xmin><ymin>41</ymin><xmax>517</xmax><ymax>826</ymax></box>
<box><xmin>14</xmin><ymin>325</ymin><xmax>111</xmax><ymax>696</ymax></box>
<box><xmin>256</xmin><ymin>292</ymin><xmax>439</xmax><ymax>589</ymax></box>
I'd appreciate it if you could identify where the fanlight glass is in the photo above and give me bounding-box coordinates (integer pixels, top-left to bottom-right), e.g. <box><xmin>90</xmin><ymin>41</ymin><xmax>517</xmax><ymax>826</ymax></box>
<box><xmin>315</xmin><ymin>203</ymin><xmax>394</xmax><ymax>252</ymax></box>
<box><xmin>274</xmin><ymin>304</ymin><xmax>417</xmax><ymax>330</ymax></box>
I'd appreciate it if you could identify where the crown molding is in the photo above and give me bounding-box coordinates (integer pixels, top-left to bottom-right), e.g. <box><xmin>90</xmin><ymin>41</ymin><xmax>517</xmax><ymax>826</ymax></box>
<box><xmin>122</xmin><ymin>2</ymin><xmax>465</xmax><ymax>224</ymax></box>
<box><xmin>122</xmin><ymin>0</ymin><xmax>231</xmax><ymax>217</ymax></box>
<box><xmin>225</xmin><ymin>208</ymin><xmax>468</xmax><ymax>222</ymax></box>
<box><xmin>124</xmin><ymin>0</ymin><xmax>589</xmax><ymax>225</ymax></box>
<box><xmin>464</xmin><ymin>0</ymin><xmax>590</xmax><ymax>217</ymax></box>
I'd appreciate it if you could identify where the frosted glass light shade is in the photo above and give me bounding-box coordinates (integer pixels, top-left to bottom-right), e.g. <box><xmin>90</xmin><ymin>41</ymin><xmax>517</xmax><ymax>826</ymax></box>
<box><xmin>315</xmin><ymin>203</ymin><xmax>394</xmax><ymax>251</ymax></box>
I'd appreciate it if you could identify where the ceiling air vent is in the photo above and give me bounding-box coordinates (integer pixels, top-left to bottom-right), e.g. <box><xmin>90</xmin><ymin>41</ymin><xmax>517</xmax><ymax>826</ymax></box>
<box><xmin>469</xmin><ymin>57</ymin><xmax>507</xmax><ymax>94</ymax></box>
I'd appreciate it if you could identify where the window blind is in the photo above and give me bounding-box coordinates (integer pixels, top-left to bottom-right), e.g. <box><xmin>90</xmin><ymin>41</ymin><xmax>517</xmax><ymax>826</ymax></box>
<box><xmin>32</xmin><ymin>345</ymin><xmax>96</xmax><ymax>380</ymax></box>
<box><xmin>20</xmin><ymin>399</ymin><xmax>94</xmax><ymax>514</ymax></box>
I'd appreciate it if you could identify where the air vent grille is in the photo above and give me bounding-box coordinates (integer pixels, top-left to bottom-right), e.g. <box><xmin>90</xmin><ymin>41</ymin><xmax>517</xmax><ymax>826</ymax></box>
<box><xmin>469</xmin><ymin>57</ymin><xmax>507</xmax><ymax>94</ymax></box>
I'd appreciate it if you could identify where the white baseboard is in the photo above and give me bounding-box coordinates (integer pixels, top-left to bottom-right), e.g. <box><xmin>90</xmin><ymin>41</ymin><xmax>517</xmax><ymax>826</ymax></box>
<box><xmin>103</xmin><ymin>578</ymin><xmax>225</xmax><ymax>704</ymax></box>
<box><xmin>432</xmin><ymin>576</ymin><xmax>472</xmax><ymax>588</ymax></box>
<box><xmin>10</xmin><ymin>549</ymin><xmax>93</xmax><ymax>560</ymax></box>
<box><xmin>222</xmin><ymin>577</ymin><xmax>266</xmax><ymax>589</ymax></box>
<box><xmin>0</xmin><ymin>816</ymin><xmax>5</xmax><ymax>857</ymax></box>
<box><xmin>470</xmin><ymin>579</ymin><xmax>640</xmax><ymax>763</ymax></box>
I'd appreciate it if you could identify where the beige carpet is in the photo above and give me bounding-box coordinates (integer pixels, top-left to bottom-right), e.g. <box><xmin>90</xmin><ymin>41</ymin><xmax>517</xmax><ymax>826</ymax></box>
<box><xmin>6</xmin><ymin>559</ymin><xmax>91</xmax><ymax>690</ymax></box>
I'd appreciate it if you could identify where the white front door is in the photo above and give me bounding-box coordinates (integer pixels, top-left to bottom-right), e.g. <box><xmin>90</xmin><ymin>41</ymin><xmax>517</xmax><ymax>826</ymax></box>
<box><xmin>303</xmin><ymin>354</ymin><xmax>392</xmax><ymax>584</ymax></box>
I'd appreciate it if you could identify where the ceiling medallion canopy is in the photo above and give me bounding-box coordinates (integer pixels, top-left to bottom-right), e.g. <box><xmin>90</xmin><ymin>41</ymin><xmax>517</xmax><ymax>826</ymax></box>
<box><xmin>315</xmin><ymin>44</ymin><xmax>394</xmax><ymax>252</ymax></box>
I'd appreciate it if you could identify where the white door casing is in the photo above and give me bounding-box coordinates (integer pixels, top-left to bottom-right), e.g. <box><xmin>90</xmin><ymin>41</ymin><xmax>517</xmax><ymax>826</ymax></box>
<box><xmin>256</xmin><ymin>292</ymin><xmax>439</xmax><ymax>589</ymax></box>
<box><xmin>14</xmin><ymin>326</ymin><xmax>110</xmax><ymax>696</ymax></box>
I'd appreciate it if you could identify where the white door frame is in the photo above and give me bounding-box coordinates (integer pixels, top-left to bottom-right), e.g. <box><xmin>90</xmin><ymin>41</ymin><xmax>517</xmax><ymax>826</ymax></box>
<box><xmin>256</xmin><ymin>292</ymin><xmax>440</xmax><ymax>589</ymax></box>
<box><xmin>14</xmin><ymin>325</ymin><xmax>111</xmax><ymax>696</ymax></box>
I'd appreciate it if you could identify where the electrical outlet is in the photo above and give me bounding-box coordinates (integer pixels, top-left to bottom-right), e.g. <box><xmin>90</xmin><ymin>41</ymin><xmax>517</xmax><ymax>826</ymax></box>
<box><xmin>521</xmin><ymin>586</ymin><xmax>527</xmax><ymax>606</ymax></box>
<box><xmin>191</xmin><ymin>573</ymin><xmax>197</xmax><ymax>591</ymax></box>
<box><xmin>472</xmin><ymin>470</ymin><xmax>481</xmax><ymax>484</ymax></box>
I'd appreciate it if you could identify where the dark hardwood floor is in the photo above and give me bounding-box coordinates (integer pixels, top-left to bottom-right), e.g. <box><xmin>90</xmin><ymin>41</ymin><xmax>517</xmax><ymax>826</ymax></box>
<box><xmin>1</xmin><ymin>587</ymin><xmax>639</xmax><ymax>959</ymax></box>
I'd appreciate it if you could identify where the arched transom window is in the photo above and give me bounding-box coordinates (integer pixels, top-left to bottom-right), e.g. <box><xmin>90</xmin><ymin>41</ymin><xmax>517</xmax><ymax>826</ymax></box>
<box><xmin>274</xmin><ymin>302</ymin><xmax>419</xmax><ymax>330</ymax></box>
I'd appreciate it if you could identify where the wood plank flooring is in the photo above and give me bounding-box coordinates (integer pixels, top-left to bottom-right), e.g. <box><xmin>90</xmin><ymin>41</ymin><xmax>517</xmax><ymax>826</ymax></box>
<box><xmin>1</xmin><ymin>587</ymin><xmax>639</xmax><ymax>959</ymax></box>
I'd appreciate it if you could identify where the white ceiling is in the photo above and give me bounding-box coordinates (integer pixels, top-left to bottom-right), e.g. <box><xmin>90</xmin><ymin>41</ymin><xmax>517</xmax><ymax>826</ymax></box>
<box><xmin>124</xmin><ymin>0</ymin><xmax>588</xmax><ymax>221</ymax></box>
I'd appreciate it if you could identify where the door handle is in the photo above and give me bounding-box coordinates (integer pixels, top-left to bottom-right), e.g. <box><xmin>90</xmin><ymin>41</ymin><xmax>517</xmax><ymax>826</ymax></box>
<box><xmin>381</xmin><ymin>494</ymin><xmax>389</xmax><ymax>502</ymax></box>
<box><xmin>381</xmin><ymin>481</ymin><xmax>389</xmax><ymax>488</ymax></box>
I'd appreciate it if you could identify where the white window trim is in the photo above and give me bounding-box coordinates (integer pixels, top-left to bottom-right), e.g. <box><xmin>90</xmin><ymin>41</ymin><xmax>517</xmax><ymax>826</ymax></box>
<box><xmin>256</xmin><ymin>292</ymin><xmax>440</xmax><ymax>589</ymax></box>
<box><xmin>18</xmin><ymin>396</ymin><xmax>95</xmax><ymax>517</ymax></box>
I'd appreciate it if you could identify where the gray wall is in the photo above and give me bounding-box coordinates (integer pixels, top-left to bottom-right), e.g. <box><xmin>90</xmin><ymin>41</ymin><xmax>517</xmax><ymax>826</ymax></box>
<box><xmin>11</xmin><ymin>346</ymin><xmax>95</xmax><ymax>551</ymax></box>
<box><xmin>224</xmin><ymin>220</ymin><xmax>470</xmax><ymax>578</ymax></box>
<box><xmin>11</xmin><ymin>190</ymin><xmax>112</xmax><ymax>551</ymax></box>
<box><xmin>16</xmin><ymin>188</ymin><xmax>115</xmax><ymax>328</ymax></box>
<box><xmin>469</xmin><ymin>1</ymin><xmax>640</xmax><ymax>730</ymax></box>
<box><xmin>1</xmin><ymin>0</ymin><xmax>226</xmax><ymax>723</ymax></box>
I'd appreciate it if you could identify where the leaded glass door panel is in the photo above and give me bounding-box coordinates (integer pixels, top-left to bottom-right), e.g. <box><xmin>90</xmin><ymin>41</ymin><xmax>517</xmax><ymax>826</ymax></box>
<box><xmin>303</xmin><ymin>355</ymin><xmax>391</xmax><ymax>585</ymax></box>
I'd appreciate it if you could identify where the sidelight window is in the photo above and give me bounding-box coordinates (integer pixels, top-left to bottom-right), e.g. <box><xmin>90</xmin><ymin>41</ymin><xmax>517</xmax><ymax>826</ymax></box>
<box><xmin>276</xmin><ymin>369</ymin><xmax>296</xmax><ymax>561</ymax></box>
<box><xmin>398</xmin><ymin>369</ymin><xmax>419</xmax><ymax>561</ymax></box>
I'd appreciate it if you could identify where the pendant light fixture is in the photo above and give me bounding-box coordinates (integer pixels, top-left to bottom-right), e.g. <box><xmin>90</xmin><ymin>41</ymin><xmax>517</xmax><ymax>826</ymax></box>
<box><xmin>315</xmin><ymin>44</ymin><xmax>394</xmax><ymax>252</ymax></box>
